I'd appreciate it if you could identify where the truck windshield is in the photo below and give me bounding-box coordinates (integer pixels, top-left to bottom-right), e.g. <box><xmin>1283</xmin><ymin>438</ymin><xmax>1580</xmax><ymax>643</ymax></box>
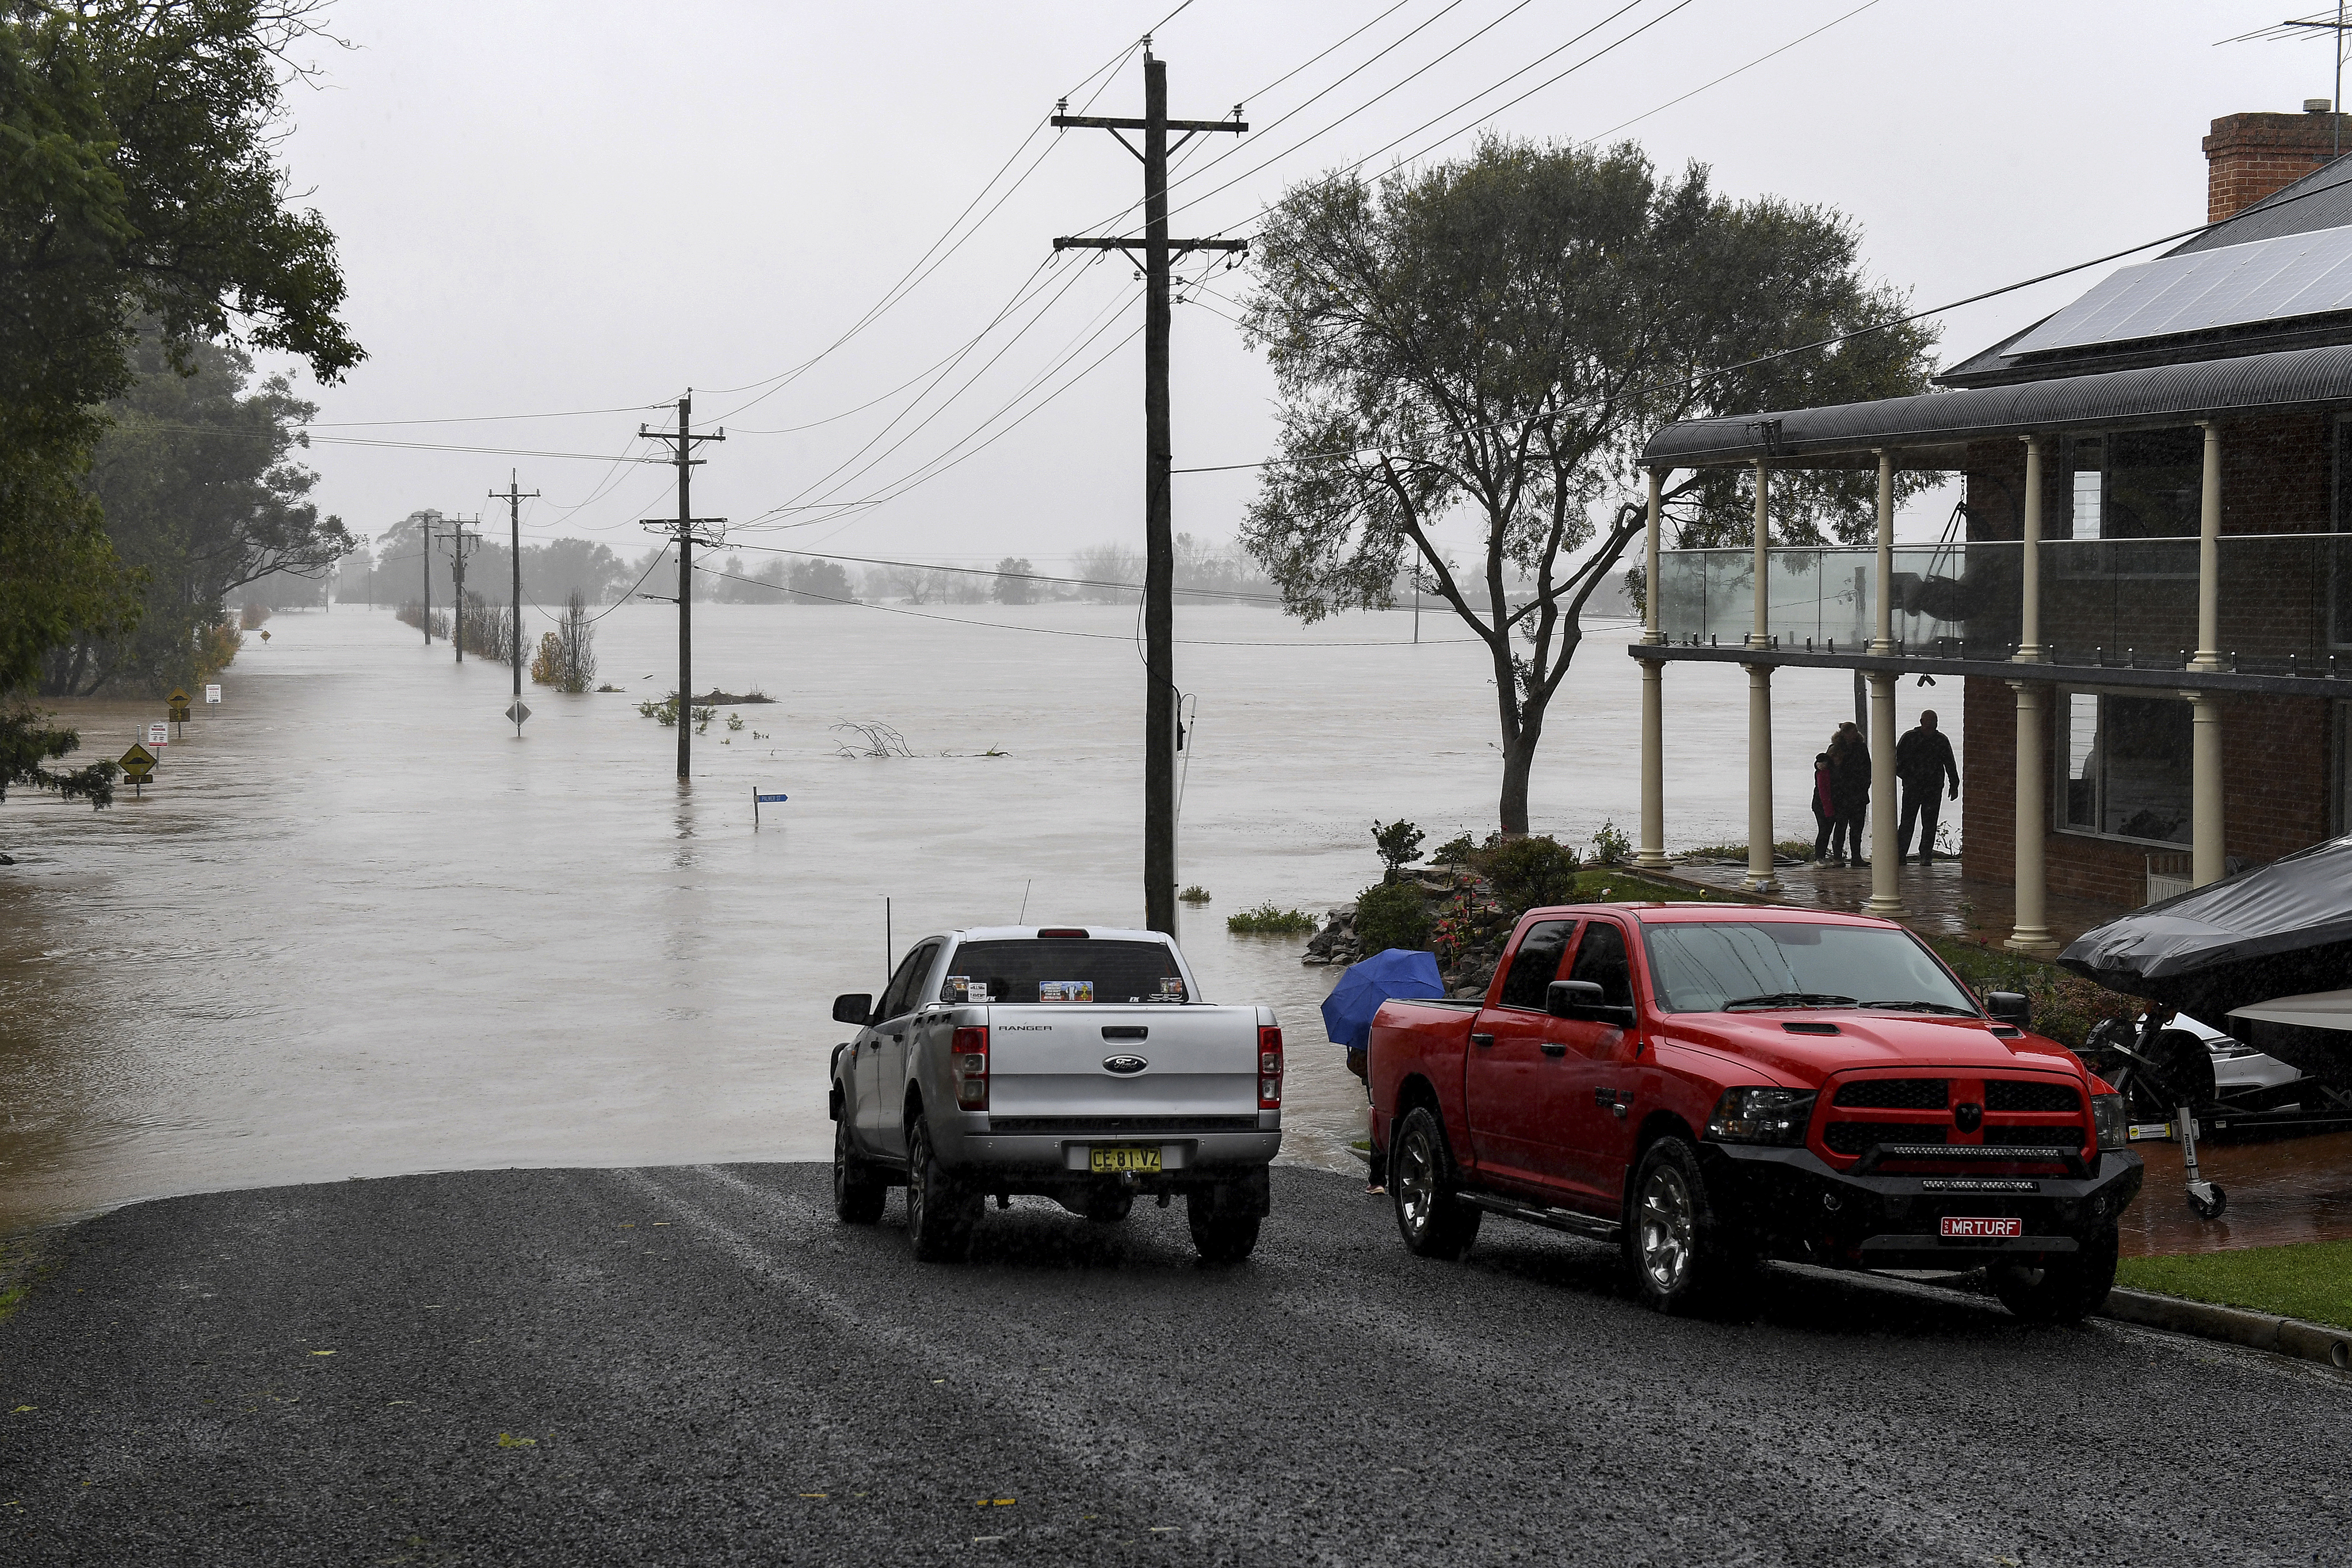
<box><xmin>1641</xmin><ymin>922</ymin><xmax>1979</xmax><ymax>1017</ymax></box>
<box><xmin>940</xmin><ymin>940</ymin><xmax>1192</xmax><ymax>1005</ymax></box>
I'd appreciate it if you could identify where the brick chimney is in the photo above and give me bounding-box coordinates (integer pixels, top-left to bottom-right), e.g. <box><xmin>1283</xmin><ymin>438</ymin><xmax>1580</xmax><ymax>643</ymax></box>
<box><xmin>2205</xmin><ymin>107</ymin><xmax>2352</xmax><ymax>223</ymax></box>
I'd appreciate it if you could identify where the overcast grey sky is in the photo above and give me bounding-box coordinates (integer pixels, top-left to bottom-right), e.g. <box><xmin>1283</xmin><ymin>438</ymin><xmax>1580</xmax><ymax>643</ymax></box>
<box><xmin>271</xmin><ymin>0</ymin><xmax>2338</xmax><ymax>569</ymax></box>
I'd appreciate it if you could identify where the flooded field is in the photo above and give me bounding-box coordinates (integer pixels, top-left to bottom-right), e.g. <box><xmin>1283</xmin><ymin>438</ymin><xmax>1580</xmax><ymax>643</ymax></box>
<box><xmin>0</xmin><ymin>602</ymin><xmax>1883</xmax><ymax>1232</ymax></box>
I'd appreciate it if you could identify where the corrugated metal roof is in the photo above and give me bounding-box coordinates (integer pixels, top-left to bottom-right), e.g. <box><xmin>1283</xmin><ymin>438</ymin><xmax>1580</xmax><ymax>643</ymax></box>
<box><xmin>1642</xmin><ymin>341</ymin><xmax>2352</xmax><ymax>469</ymax></box>
<box><xmin>2002</xmin><ymin>226</ymin><xmax>2352</xmax><ymax>357</ymax></box>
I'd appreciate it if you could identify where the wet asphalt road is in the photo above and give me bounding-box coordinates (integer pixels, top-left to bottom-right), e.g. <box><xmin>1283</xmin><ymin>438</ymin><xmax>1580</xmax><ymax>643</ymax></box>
<box><xmin>3</xmin><ymin>1163</ymin><xmax>2348</xmax><ymax>1567</ymax></box>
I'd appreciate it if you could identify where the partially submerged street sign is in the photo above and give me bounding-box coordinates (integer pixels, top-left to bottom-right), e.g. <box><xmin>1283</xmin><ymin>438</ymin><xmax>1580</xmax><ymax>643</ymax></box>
<box><xmin>119</xmin><ymin>742</ymin><xmax>155</xmax><ymax>796</ymax></box>
<box><xmin>204</xmin><ymin>684</ymin><xmax>222</xmax><ymax>705</ymax></box>
<box><xmin>754</xmin><ymin>788</ymin><xmax>788</xmax><ymax>828</ymax></box>
<box><xmin>167</xmin><ymin>687</ymin><xmax>191</xmax><ymax>729</ymax></box>
<box><xmin>145</xmin><ymin>722</ymin><xmax>169</xmax><ymax>748</ymax></box>
<box><xmin>506</xmin><ymin>700</ymin><xmax>531</xmax><ymax>726</ymax></box>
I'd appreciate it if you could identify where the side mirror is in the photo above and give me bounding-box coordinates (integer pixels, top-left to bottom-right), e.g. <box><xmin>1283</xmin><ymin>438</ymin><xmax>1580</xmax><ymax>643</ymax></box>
<box><xmin>1985</xmin><ymin>991</ymin><xmax>2031</xmax><ymax>1029</ymax></box>
<box><xmin>833</xmin><ymin>993</ymin><xmax>874</xmax><ymax>1027</ymax></box>
<box><xmin>1547</xmin><ymin>979</ymin><xmax>1604</xmax><ymax>1019</ymax></box>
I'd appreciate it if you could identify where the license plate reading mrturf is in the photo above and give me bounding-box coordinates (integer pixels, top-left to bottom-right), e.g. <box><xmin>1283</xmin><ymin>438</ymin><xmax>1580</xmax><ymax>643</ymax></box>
<box><xmin>1089</xmin><ymin>1146</ymin><xmax>1162</xmax><ymax>1174</ymax></box>
<box><xmin>1941</xmin><ymin>1216</ymin><xmax>2023</xmax><ymax>1239</ymax></box>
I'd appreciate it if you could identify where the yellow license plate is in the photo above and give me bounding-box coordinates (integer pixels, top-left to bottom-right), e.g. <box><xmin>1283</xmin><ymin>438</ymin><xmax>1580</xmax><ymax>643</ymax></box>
<box><xmin>1089</xmin><ymin>1146</ymin><xmax>1162</xmax><ymax>1174</ymax></box>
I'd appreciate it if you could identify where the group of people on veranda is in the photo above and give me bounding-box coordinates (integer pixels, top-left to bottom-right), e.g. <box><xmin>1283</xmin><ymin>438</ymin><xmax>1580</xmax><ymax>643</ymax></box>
<box><xmin>1811</xmin><ymin>710</ymin><xmax>1961</xmax><ymax>868</ymax></box>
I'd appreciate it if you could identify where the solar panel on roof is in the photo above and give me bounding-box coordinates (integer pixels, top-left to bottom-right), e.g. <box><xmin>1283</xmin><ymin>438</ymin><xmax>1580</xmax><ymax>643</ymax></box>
<box><xmin>2004</xmin><ymin>224</ymin><xmax>2352</xmax><ymax>358</ymax></box>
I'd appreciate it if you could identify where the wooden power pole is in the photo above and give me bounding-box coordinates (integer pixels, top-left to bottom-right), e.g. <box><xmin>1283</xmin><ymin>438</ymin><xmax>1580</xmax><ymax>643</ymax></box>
<box><xmin>492</xmin><ymin>472</ymin><xmax>540</xmax><ymax>734</ymax></box>
<box><xmin>1052</xmin><ymin>46</ymin><xmax>1245</xmax><ymax>934</ymax></box>
<box><xmin>639</xmin><ymin>394</ymin><xmax>725</xmax><ymax>779</ymax></box>
<box><xmin>435</xmin><ymin>517</ymin><xmax>483</xmax><ymax>661</ymax></box>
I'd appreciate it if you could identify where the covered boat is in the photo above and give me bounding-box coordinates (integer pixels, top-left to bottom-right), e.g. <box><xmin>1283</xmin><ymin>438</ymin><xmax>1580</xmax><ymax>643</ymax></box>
<box><xmin>2059</xmin><ymin>836</ymin><xmax>2352</xmax><ymax>1087</ymax></box>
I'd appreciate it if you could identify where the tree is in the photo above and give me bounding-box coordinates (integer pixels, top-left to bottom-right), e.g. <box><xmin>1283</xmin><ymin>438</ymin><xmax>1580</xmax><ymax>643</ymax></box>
<box><xmin>1072</xmin><ymin>543</ymin><xmax>1143</xmax><ymax>603</ymax></box>
<box><xmin>785</xmin><ymin>557</ymin><xmax>855</xmax><ymax>605</ymax></box>
<box><xmin>43</xmin><ymin>330</ymin><xmax>351</xmax><ymax>695</ymax></box>
<box><xmin>993</xmin><ymin>557</ymin><xmax>1036</xmax><ymax>605</ymax></box>
<box><xmin>2</xmin><ymin>0</ymin><xmax>361</xmax><ymax>693</ymax></box>
<box><xmin>1242</xmin><ymin>136</ymin><xmax>1937</xmax><ymax>834</ymax></box>
<box><xmin>1373</xmin><ymin>819</ymin><xmax>1425</xmax><ymax>883</ymax></box>
<box><xmin>1</xmin><ymin>705</ymin><xmax>116</xmax><ymax>827</ymax></box>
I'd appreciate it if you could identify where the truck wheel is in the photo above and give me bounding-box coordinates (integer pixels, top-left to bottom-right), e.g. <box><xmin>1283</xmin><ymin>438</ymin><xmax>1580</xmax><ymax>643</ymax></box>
<box><xmin>833</xmin><ymin>1118</ymin><xmax>886</xmax><ymax>1225</ymax></box>
<box><xmin>1625</xmin><ymin>1137</ymin><xmax>1753</xmax><ymax>1316</ymax></box>
<box><xmin>1390</xmin><ymin>1106</ymin><xmax>1482</xmax><ymax>1260</ymax></box>
<box><xmin>905</xmin><ymin>1115</ymin><xmax>978</xmax><ymax>1263</ymax></box>
<box><xmin>1991</xmin><ymin>1227</ymin><xmax>2118</xmax><ymax>1324</ymax></box>
<box><xmin>1186</xmin><ymin>1198</ymin><xmax>1260</xmax><ymax>1263</ymax></box>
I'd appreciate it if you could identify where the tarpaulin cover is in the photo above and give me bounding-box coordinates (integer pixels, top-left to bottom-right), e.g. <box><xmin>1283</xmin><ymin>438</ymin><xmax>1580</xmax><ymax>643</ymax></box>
<box><xmin>1321</xmin><ymin>948</ymin><xmax>1446</xmax><ymax>1050</ymax></box>
<box><xmin>2058</xmin><ymin>835</ymin><xmax>2352</xmax><ymax>1027</ymax></box>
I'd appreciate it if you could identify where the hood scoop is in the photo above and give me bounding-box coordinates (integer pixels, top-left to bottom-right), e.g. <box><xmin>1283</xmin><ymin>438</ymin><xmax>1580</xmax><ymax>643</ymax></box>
<box><xmin>1781</xmin><ymin>1020</ymin><xmax>1842</xmax><ymax>1035</ymax></box>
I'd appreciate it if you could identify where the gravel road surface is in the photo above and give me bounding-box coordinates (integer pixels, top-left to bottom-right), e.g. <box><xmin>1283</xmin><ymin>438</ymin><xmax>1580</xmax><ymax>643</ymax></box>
<box><xmin>3</xmin><ymin>1163</ymin><xmax>2346</xmax><ymax>1565</ymax></box>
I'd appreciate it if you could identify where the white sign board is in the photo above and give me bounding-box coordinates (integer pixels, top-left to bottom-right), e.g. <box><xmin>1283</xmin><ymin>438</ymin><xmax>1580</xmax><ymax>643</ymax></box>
<box><xmin>204</xmin><ymin>684</ymin><xmax>222</xmax><ymax>705</ymax></box>
<box><xmin>145</xmin><ymin>722</ymin><xmax>169</xmax><ymax>747</ymax></box>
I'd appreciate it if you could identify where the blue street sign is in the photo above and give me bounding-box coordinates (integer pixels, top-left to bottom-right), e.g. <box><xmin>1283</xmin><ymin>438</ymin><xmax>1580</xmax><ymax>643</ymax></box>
<box><xmin>755</xmin><ymin>793</ymin><xmax>788</xmax><ymax>803</ymax></box>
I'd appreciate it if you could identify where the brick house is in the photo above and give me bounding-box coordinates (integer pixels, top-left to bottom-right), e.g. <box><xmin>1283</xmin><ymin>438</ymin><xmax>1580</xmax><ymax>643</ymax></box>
<box><xmin>1629</xmin><ymin>107</ymin><xmax>2352</xmax><ymax>949</ymax></box>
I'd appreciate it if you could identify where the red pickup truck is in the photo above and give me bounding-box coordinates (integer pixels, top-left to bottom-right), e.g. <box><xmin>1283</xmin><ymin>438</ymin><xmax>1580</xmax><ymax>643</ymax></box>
<box><xmin>1368</xmin><ymin>903</ymin><xmax>2141</xmax><ymax>1321</ymax></box>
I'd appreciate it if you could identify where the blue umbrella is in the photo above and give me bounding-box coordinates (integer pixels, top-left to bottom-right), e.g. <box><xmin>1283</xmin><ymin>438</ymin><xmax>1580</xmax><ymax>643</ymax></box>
<box><xmin>1321</xmin><ymin>948</ymin><xmax>1447</xmax><ymax>1050</ymax></box>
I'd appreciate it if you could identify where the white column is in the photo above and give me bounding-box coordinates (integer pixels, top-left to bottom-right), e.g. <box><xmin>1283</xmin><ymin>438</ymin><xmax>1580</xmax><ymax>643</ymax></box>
<box><xmin>2004</xmin><ymin>680</ymin><xmax>2057</xmax><ymax>954</ymax></box>
<box><xmin>1745</xmin><ymin>662</ymin><xmax>1781</xmax><ymax>893</ymax></box>
<box><xmin>2190</xmin><ymin>692</ymin><xmax>2225</xmax><ymax>885</ymax></box>
<box><xmin>1865</xmin><ymin>671</ymin><xmax>1903</xmax><ymax>916</ymax></box>
<box><xmin>2016</xmin><ymin>436</ymin><xmax>2045</xmax><ymax>663</ymax></box>
<box><xmin>1636</xmin><ymin>468</ymin><xmax>1671</xmax><ymax>871</ymax></box>
<box><xmin>1744</xmin><ymin>459</ymin><xmax>1779</xmax><ymax>892</ymax></box>
<box><xmin>1750</xmin><ymin>459</ymin><xmax>1772</xmax><ymax>651</ymax></box>
<box><xmin>1871</xmin><ymin>450</ymin><xmax>1895</xmax><ymax>654</ymax></box>
<box><xmin>2192</xmin><ymin>421</ymin><xmax>2222</xmax><ymax>671</ymax></box>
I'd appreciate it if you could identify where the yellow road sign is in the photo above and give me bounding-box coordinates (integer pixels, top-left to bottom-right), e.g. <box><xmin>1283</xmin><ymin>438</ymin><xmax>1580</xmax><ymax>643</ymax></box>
<box><xmin>168</xmin><ymin>703</ymin><xmax>191</xmax><ymax>723</ymax></box>
<box><xmin>119</xmin><ymin>742</ymin><xmax>156</xmax><ymax>780</ymax></box>
<box><xmin>166</xmin><ymin>687</ymin><xmax>190</xmax><ymax>706</ymax></box>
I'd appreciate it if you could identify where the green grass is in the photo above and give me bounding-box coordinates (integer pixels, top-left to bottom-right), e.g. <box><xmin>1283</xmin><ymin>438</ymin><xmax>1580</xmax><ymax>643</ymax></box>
<box><xmin>1673</xmin><ymin>838</ymin><xmax>1819</xmax><ymax>863</ymax></box>
<box><xmin>2116</xmin><ymin>1240</ymin><xmax>2352</xmax><ymax>1333</ymax></box>
<box><xmin>1226</xmin><ymin>902</ymin><xmax>1317</xmax><ymax>935</ymax></box>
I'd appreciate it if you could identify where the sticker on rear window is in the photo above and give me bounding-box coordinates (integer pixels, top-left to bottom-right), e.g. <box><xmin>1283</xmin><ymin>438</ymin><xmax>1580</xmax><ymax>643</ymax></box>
<box><xmin>1040</xmin><ymin>980</ymin><xmax>1095</xmax><ymax>1003</ymax></box>
<box><xmin>943</xmin><ymin>976</ymin><xmax>989</xmax><ymax>1003</ymax></box>
<box><xmin>1158</xmin><ymin>976</ymin><xmax>1185</xmax><ymax>999</ymax></box>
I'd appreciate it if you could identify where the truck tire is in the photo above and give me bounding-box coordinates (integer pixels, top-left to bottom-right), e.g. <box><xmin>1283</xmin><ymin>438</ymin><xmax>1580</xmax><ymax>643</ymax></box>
<box><xmin>1186</xmin><ymin>1198</ymin><xmax>1260</xmax><ymax>1263</ymax></box>
<box><xmin>1624</xmin><ymin>1136</ymin><xmax>1754</xmax><ymax>1316</ymax></box>
<box><xmin>1390</xmin><ymin>1106</ymin><xmax>1483</xmax><ymax>1261</ymax></box>
<box><xmin>1991</xmin><ymin>1227</ymin><xmax>2118</xmax><ymax>1324</ymax></box>
<box><xmin>905</xmin><ymin>1114</ymin><xmax>979</xmax><ymax>1263</ymax></box>
<box><xmin>834</xmin><ymin>1117</ymin><xmax>887</xmax><ymax>1226</ymax></box>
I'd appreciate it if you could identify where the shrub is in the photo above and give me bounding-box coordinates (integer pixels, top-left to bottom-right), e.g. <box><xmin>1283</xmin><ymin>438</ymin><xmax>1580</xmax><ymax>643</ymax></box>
<box><xmin>529</xmin><ymin>631</ymin><xmax>563</xmax><ymax>686</ymax></box>
<box><xmin>1481</xmin><ymin>835</ymin><xmax>1581</xmax><ymax>913</ymax></box>
<box><xmin>239</xmin><ymin>601</ymin><xmax>271</xmax><ymax>630</ymax></box>
<box><xmin>1178</xmin><ymin>885</ymin><xmax>1211</xmax><ymax>903</ymax></box>
<box><xmin>1227</xmin><ymin>903</ymin><xmax>1315</xmax><ymax>935</ymax></box>
<box><xmin>1590</xmin><ymin>818</ymin><xmax>1631</xmax><ymax>868</ymax></box>
<box><xmin>1432</xmin><ymin>833</ymin><xmax>1478</xmax><ymax>865</ymax></box>
<box><xmin>1353</xmin><ymin>880</ymin><xmax>1432</xmax><ymax>952</ymax></box>
<box><xmin>1372</xmin><ymin>818</ymin><xmax>1425</xmax><ymax>882</ymax></box>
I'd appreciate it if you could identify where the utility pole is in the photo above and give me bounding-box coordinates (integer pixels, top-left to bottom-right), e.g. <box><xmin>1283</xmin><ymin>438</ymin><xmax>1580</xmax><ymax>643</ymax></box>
<box><xmin>1052</xmin><ymin>46</ymin><xmax>1245</xmax><ymax>935</ymax></box>
<box><xmin>491</xmin><ymin>472</ymin><xmax>540</xmax><ymax>733</ymax></box>
<box><xmin>638</xmin><ymin>393</ymin><xmax>725</xmax><ymax>779</ymax></box>
<box><xmin>420</xmin><ymin>528</ymin><xmax>431</xmax><ymax>645</ymax></box>
<box><xmin>436</xmin><ymin>517</ymin><xmax>483</xmax><ymax>662</ymax></box>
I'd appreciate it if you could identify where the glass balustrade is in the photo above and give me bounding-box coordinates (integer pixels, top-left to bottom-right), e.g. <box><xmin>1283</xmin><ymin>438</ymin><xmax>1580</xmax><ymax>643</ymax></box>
<box><xmin>1652</xmin><ymin>533</ymin><xmax>2352</xmax><ymax>674</ymax></box>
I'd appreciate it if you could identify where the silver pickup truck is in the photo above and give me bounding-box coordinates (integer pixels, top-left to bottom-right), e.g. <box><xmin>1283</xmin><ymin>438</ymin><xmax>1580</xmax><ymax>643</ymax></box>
<box><xmin>828</xmin><ymin>925</ymin><xmax>1282</xmax><ymax>1262</ymax></box>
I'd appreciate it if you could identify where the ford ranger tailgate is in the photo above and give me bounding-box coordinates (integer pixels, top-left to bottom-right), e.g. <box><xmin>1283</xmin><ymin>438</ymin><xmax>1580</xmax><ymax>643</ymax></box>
<box><xmin>983</xmin><ymin>1004</ymin><xmax>1263</xmax><ymax>1120</ymax></box>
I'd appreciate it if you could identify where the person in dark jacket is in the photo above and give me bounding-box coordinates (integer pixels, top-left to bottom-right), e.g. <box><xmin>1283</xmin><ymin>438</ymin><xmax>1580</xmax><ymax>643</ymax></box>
<box><xmin>1811</xmin><ymin>750</ymin><xmax>1836</xmax><ymax>862</ymax></box>
<box><xmin>1894</xmin><ymin>710</ymin><xmax>1960</xmax><ymax>863</ymax></box>
<box><xmin>1828</xmin><ymin>722</ymin><xmax>1870</xmax><ymax>866</ymax></box>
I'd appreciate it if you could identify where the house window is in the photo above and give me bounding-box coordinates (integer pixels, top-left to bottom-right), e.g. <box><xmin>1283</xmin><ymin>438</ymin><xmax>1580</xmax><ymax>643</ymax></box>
<box><xmin>2062</xmin><ymin>436</ymin><xmax>2104</xmax><ymax>539</ymax></box>
<box><xmin>2058</xmin><ymin>692</ymin><xmax>2194</xmax><ymax>845</ymax></box>
<box><xmin>2101</xmin><ymin>429</ymin><xmax>2202</xmax><ymax>538</ymax></box>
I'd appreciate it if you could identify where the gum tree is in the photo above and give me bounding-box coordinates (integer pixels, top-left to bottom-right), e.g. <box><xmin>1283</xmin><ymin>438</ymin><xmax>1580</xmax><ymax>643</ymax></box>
<box><xmin>1241</xmin><ymin>136</ymin><xmax>1936</xmax><ymax>834</ymax></box>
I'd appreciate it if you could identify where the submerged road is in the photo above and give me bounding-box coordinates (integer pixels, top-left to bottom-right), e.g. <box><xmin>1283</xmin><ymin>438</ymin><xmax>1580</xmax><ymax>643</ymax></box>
<box><xmin>2</xmin><ymin>1164</ymin><xmax>2346</xmax><ymax>1566</ymax></box>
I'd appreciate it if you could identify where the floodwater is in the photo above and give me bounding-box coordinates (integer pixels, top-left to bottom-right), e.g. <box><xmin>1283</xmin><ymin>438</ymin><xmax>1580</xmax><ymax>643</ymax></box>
<box><xmin>0</xmin><ymin>602</ymin><xmax>1876</xmax><ymax>1234</ymax></box>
